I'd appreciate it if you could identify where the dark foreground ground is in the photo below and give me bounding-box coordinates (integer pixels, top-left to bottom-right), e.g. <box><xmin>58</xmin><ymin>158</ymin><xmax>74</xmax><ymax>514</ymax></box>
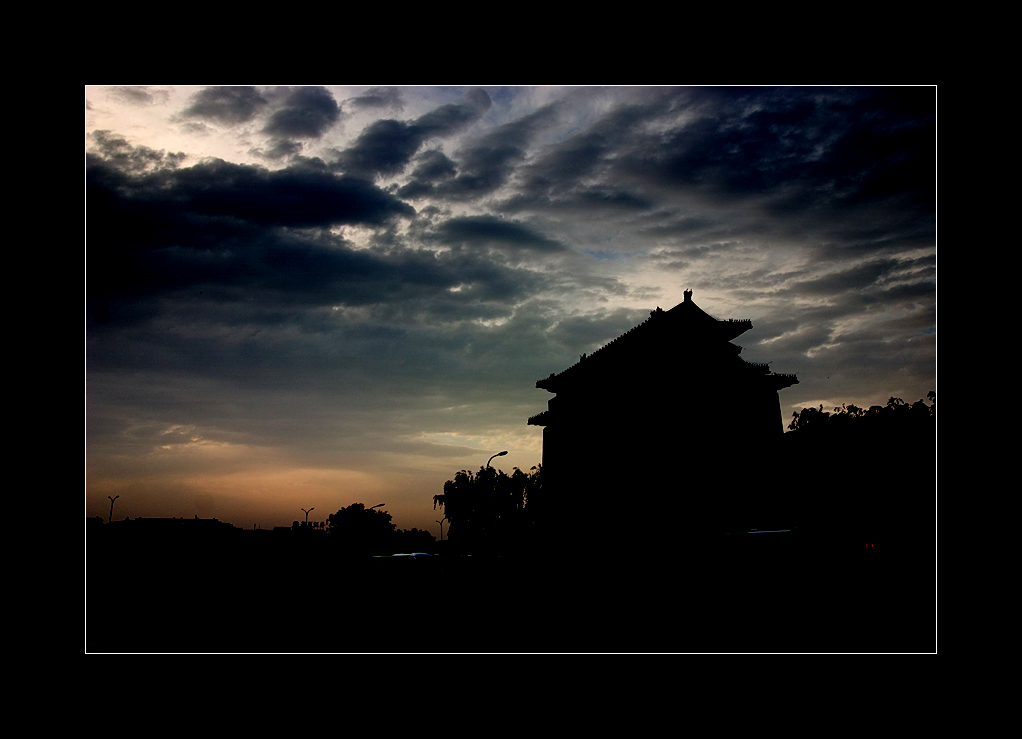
<box><xmin>86</xmin><ymin>531</ymin><xmax>935</xmax><ymax>653</ymax></box>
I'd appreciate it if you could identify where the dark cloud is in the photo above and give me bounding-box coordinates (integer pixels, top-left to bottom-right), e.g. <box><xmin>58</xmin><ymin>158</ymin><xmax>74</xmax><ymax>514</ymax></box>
<box><xmin>396</xmin><ymin>150</ymin><xmax>457</xmax><ymax>198</ymax></box>
<box><xmin>263</xmin><ymin>86</ymin><xmax>341</xmax><ymax>139</ymax></box>
<box><xmin>547</xmin><ymin>308</ymin><xmax>651</xmax><ymax>353</ymax></box>
<box><xmin>347</xmin><ymin>87</ymin><xmax>405</xmax><ymax>111</ymax></box>
<box><xmin>499</xmin><ymin>95</ymin><xmax>676</xmax><ymax>212</ymax></box>
<box><xmin>401</xmin><ymin>104</ymin><xmax>559</xmax><ymax>201</ymax></box>
<box><xmin>412</xmin><ymin>88</ymin><xmax>492</xmax><ymax>136</ymax></box>
<box><xmin>861</xmin><ymin>279</ymin><xmax>938</xmax><ymax>304</ymax></box>
<box><xmin>431</xmin><ymin>130</ymin><xmax>534</xmax><ymax>198</ymax></box>
<box><xmin>109</xmin><ymin>86</ymin><xmax>169</xmax><ymax>106</ymax></box>
<box><xmin>470</xmin><ymin>87</ymin><xmax>935</xmax><ymax>286</ymax></box>
<box><xmin>182</xmin><ymin>86</ymin><xmax>269</xmax><ymax>125</ymax></box>
<box><xmin>781</xmin><ymin>257</ymin><xmax>934</xmax><ymax>297</ymax></box>
<box><xmin>410</xmin><ymin>150</ymin><xmax>458</xmax><ymax>181</ymax></box>
<box><xmin>436</xmin><ymin>215</ymin><xmax>565</xmax><ymax>253</ymax></box>
<box><xmin>255</xmin><ymin>139</ymin><xmax>305</xmax><ymax>160</ymax></box>
<box><xmin>86</xmin><ymin>148</ymin><xmax>426</xmax><ymax>326</ymax></box>
<box><xmin>570</xmin><ymin>187</ymin><xmax>652</xmax><ymax>210</ymax></box>
<box><xmin>88</xmin><ymin>130</ymin><xmax>186</xmax><ymax>173</ymax></box>
<box><xmin>619</xmin><ymin>87</ymin><xmax>935</xmax><ymax>218</ymax></box>
<box><xmin>523</xmin><ymin>133</ymin><xmax>609</xmax><ymax>187</ymax></box>
<box><xmin>85</xmin><ymin>140</ymin><xmax>568</xmax><ymax>347</ymax></box>
<box><xmin>335</xmin><ymin>119</ymin><xmax>425</xmax><ymax>178</ymax></box>
<box><xmin>786</xmin><ymin>259</ymin><xmax>905</xmax><ymax>295</ymax></box>
<box><xmin>648</xmin><ymin>241</ymin><xmax>743</xmax><ymax>270</ymax></box>
<box><xmin>335</xmin><ymin>89</ymin><xmax>492</xmax><ymax>179</ymax></box>
<box><xmin>123</xmin><ymin>157</ymin><xmax>413</xmax><ymax>228</ymax></box>
<box><xmin>86</xmin><ymin>220</ymin><xmax>552</xmax><ymax>396</ymax></box>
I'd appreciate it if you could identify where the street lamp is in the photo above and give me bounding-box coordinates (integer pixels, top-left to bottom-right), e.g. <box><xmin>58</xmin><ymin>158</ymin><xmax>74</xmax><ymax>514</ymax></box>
<box><xmin>436</xmin><ymin>516</ymin><xmax>447</xmax><ymax>541</ymax></box>
<box><xmin>301</xmin><ymin>507</ymin><xmax>314</xmax><ymax>524</ymax></box>
<box><xmin>107</xmin><ymin>495</ymin><xmax>119</xmax><ymax>524</ymax></box>
<box><xmin>487</xmin><ymin>451</ymin><xmax>508</xmax><ymax>468</ymax></box>
<box><xmin>368</xmin><ymin>503</ymin><xmax>386</xmax><ymax>511</ymax></box>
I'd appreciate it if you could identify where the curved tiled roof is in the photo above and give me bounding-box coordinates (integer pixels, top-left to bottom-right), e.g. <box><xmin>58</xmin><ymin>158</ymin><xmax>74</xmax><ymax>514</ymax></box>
<box><xmin>536</xmin><ymin>295</ymin><xmax>755</xmax><ymax>392</ymax></box>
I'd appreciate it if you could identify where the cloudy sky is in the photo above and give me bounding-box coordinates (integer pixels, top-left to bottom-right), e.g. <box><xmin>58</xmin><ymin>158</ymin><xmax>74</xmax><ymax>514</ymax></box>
<box><xmin>85</xmin><ymin>86</ymin><xmax>936</xmax><ymax>534</ymax></box>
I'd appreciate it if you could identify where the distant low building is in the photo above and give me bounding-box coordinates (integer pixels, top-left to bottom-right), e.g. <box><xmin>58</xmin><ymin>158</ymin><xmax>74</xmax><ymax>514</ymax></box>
<box><xmin>528</xmin><ymin>291</ymin><xmax>798</xmax><ymax>545</ymax></box>
<box><xmin>101</xmin><ymin>515</ymin><xmax>242</xmax><ymax>542</ymax></box>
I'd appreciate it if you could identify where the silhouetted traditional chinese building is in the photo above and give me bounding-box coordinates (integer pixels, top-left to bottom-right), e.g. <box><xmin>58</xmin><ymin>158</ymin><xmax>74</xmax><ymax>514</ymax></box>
<box><xmin>528</xmin><ymin>290</ymin><xmax>798</xmax><ymax>545</ymax></box>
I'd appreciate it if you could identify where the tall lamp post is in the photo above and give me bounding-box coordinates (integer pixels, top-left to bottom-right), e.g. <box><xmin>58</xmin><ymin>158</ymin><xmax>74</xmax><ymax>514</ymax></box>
<box><xmin>436</xmin><ymin>516</ymin><xmax>447</xmax><ymax>541</ymax></box>
<box><xmin>107</xmin><ymin>495</ymin><xmax>119</xmax><ymax>524</ymax></box>
<box><xmin>301</xmin><ymin>507</ymin><xmax>314</xmax><ymax>524</ymax></box>
<box><xmin>487</xmin><ymin>451</ymin><xmax>508</xmax><ymax>468</ymax></box>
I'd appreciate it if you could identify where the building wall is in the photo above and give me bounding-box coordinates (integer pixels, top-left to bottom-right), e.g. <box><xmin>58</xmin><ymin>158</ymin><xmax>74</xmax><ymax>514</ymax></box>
<box><xmin>538</xmin><ymin>357</ymin><xmax>789</xmax><ymax>547</ymax></box>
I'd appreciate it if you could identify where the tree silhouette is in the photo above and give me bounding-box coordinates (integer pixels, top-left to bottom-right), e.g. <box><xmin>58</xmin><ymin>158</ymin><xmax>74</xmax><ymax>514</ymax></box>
<box><xmin>392</xmin><ymin>527</ymin><xmax>436</xmax><ymax>552</ymax></box>
<box><xmin>783</xmin><ymin>391</ymin><xmax>935</xmax><ymax>544</ymax></box>
<box><xmin>327</xmin><ymin>503</ymin><xmax>397</xmax><ymax>556</ymax></box>
<box><xmin>435</xmin><ymin>464</ymin><xmax>543</xmax><ymax>554</ymax></box>
<box><xmin>788</xmin><ymin>392</ymin><xmax>935</xmax><ymax>432</ymax></box>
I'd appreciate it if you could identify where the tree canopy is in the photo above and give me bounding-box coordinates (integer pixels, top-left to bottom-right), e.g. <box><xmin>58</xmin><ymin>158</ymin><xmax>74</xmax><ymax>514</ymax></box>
<box><xmin>782</xmin><ymin>391</ymin><xmax>935</xmax><ymax>542</ymax></box>
<box><xmin>788</xmin><ymin>391</ymin><xmax>934</xmax><ymax>433</ymax></box>
<box><xmin>326</xmin><ymin>502</ymin><xmax>437</xmax><ymax>556</ymax></box>
<box><xmin>434</xmin><ymin>464</ymin><xmax>543</xmax><ymax>554</ymax></box>
<box><xmin>327</xmin><ymin>502</ymin><xmax>397</xmax><ymax>555</ymax></box>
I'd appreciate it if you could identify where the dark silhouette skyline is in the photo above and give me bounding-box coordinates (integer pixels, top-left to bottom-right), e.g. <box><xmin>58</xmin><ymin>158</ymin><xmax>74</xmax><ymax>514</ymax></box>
<box><xmin>87</xmin><ymin>386</ymin><xmax>935</xmax><ymax>653</ymax></box>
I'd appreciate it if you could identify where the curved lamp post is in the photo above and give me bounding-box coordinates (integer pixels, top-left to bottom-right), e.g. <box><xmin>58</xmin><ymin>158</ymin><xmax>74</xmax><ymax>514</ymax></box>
<box><xmin>368</xmin><ymin>503</ymin><xmax>386</xmax><ymax>512</ymax></box>
<box><xmin>107</xmin><ymin>495</ymin><xmax>119</xmax><ymax>524</ymax></box>
<box><xmin>487</xmin><ymin>451</ymin><xmax>508</xmax><ymax>468</ymax></box>
<box><xmin>301</xmin><ymin>507</ymin><xmax>314</xmax><ymax>524</ymax></box>
<box><xmin>436</xmin><ymin>516</ymin><xmax>447</xmax><ymax>541</ymax></box>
